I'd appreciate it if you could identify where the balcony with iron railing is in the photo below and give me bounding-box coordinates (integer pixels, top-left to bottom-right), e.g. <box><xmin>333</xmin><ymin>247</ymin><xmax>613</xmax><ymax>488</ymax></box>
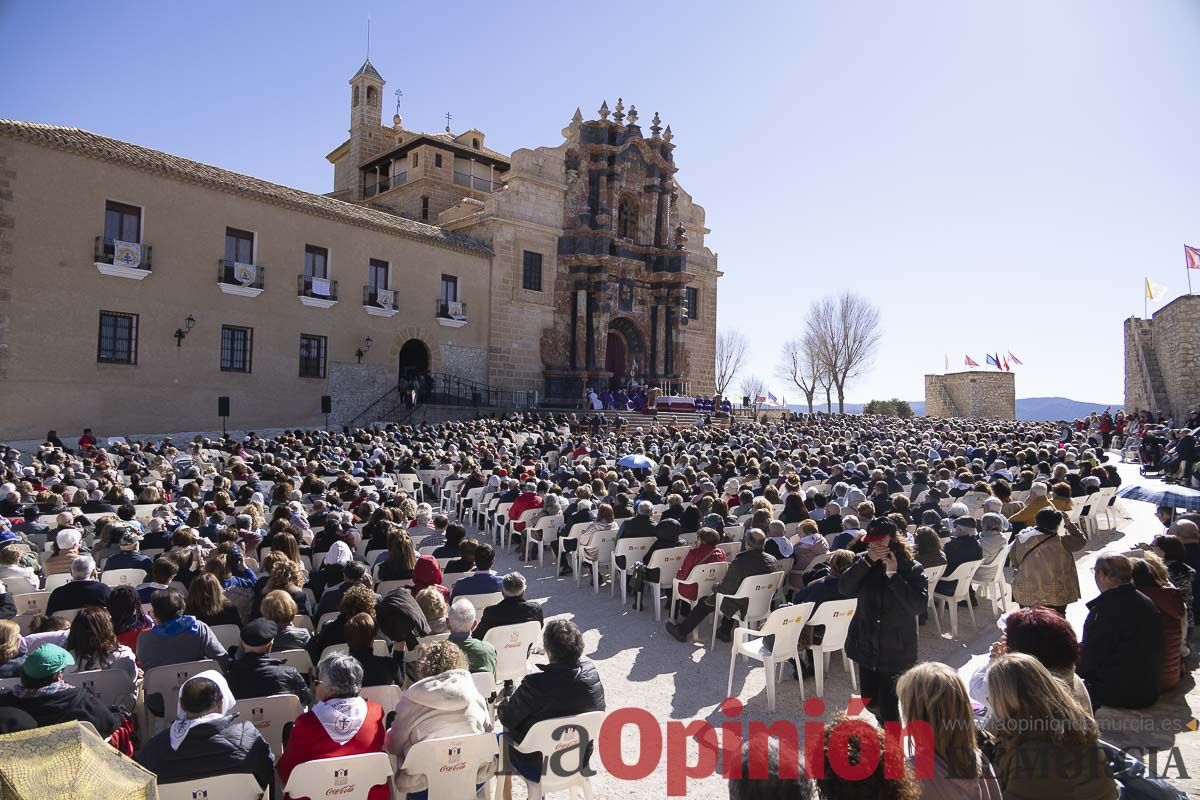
<box><xmin>363</xmin><ymin>285</ymin><xmax>399</xmax><ymax>317</ymax></box>
<box><xmin>452</xmin><ymin>172</ymin><xmax>502</xmax><ymax>192</ymax></box>
<box><xmin>363</xmin><ymin>170</ymin><xmax>407</xmax><ymax>199</ymax></box>
<box><xmin>297</xmin><ymin>274</ymin><xmax>339</xmax><ymax>308</ymax></box>
<box><xmin>94</xmin><ymin>235</ymin><xmax>152</xmax><ymax>279</ymax></box>
<box><xmin>217</xmin><ymin>259</ymin><xmax>265</xmax><ymax>297</ymax></box>
<box><xmin>435</xmin><ymin>298</ymin><xmax>468</xmax><ymax>327</ymax></box>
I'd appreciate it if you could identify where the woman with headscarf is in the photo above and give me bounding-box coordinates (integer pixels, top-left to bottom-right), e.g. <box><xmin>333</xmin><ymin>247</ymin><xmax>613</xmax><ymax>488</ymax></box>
<box><xmin>277</xmin><ymin>653</ymin><xmax>388</xmax><ymax>799</ymax></box>
<box><xmin>134</xmin><ymin>670</ymin><xmax>274</xmax><ymax>792</ymax></box>
<box><xmin>306</xmin><ymin>539</ymin><xmax>353</xmax><ymax>599</ymax></box>
<box><xmin>408</xmin><ymin>553</ymin><xmax>449</xmax><ymax>600</ymax></box>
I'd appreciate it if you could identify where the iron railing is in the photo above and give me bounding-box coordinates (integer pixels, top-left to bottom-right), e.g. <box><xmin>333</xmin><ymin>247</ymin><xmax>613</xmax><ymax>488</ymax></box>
<box><xmin>217</xmin><ymin>259</ymin><xmax>265</xmax><ymax>289</ymax></box>
<box><xmin>363</xmin><ymin>285</ymin><xmax>395</xmax><ymax>308</ymax></box>
<box><xmin>435</xmin><ymin>299</ymin><xmax>468</xmax><ymax>319</ymax></box>
<box><xmin>347</xmin><ymin>371</ymin><xmax>537</xmax><ymax>427</ymax></box>
<box><xmin>95</xmin><ymin>236</ymin><xmax>152</xmax><ymax>271</ymax></box>
<box><xmin>297</xmin><ymin>274</ymin><xmax>338</xmax><ymax>301</ymax></box>
<box><xmin>363</xmin><ymin>170</ymin><xmax>407</xmax><ymax>199</ymax></box>
<box><xmin>453</xmin><ymin>172</ymin><xmax>501</xmax><ymax>192</ymax></box>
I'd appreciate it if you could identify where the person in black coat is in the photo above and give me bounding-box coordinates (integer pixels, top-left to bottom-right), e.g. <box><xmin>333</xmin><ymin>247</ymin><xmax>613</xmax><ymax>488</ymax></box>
<box><xmin>0</xmin><ymin>644</ymin><xmax>117</xmax><ymax>736</ymax></box>
<box><xmin>665</xmin><ymin>529</ymin><xmax>778</xmax><ymax>643</ymax></box>
<box><xmin>838</xmin><ymin>518</ymin><xmax>928</xmax><ymax>724</ymax></box>
<box><xmin>616</xmin><ymin>501</ymin><xmax>656</xmax><ymax>539</ymax></box>
<box><xmin>135</xmin><ymin>672</ymin><xmax>274</xmax><ymax>793</ymax></box>
<box><xmin>474</xmin><ymin>572</ymin><xmax>544</xmax><ymax>641</ymax></box>
<box><xmin>1078</xmin><ymin>554</ymin><xmax>1166</xmax><ymax>710</ymax></box>
<box><xmin>223</xmin><ymin>620</ymin><xmax>312</xmax><ymax>706</ymax></box>
<box><xmin>937</xmin><ymin>517</ymin><xmax>983</xmax><ymax>595</ymax></box>
<box><xmin>376</xmin><ymin>586</ymin><xmax>431</xmax><ymax>652</ymax></box>
<box><xmin>499</xmin><ymin>619</ymin><xmax>605</xmax><ymax>783</ymax></box>
<box><xmin>45</xmin><ymin>558</ymin><xmax>111</xmax><ymax>616</ymax></box>
<box><xmin>343</xmin><ymin>612</ymin><xmax>399</xmax><ymax>687</ymax></box>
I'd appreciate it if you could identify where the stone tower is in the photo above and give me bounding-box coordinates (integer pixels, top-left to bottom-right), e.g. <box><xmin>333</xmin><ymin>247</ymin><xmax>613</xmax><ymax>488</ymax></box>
<box><xmin>925</xmin><ymin>371</ymin><xmax>1016</xmax><ymax>419</ymax></box>
<box><xmin>341</xmin><ymin>60</ymin><xmax>390</xmax><ymax>200</ymax></box>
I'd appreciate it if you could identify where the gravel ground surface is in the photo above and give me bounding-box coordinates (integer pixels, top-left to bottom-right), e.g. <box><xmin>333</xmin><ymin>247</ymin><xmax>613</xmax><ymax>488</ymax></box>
<box><xmin>475</xmin><ymin>454</ymin><xmax>1199</xmax><ymax>799</ymax></box>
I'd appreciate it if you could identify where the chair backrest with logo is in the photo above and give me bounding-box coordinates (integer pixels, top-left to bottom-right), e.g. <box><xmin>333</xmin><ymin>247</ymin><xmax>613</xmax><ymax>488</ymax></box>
<box><xmin>282</xmin><ymin>752</ymin><xmax>394</xmax><ymax>800</ymax></box>
<box><xmin>230</xmin><ymin>694</ymin><xmax>303</xmax><ymax>758</ymax></box>
<box><xmin>399</xmin><ymin>731</ymin><xmax>498</xmax><ymax>798</ymax></box>
<box><xmin>482</xmin><ymin>620</ymin><xmax>543</xmax><ymax>683</ymax></box>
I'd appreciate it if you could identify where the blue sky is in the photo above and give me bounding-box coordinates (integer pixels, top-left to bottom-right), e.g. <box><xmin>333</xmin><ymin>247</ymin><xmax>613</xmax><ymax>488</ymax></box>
<box><xmin>3</xmin><ymin>0</ymin><xmax>1198</xmax><ymax>404</ymax></box>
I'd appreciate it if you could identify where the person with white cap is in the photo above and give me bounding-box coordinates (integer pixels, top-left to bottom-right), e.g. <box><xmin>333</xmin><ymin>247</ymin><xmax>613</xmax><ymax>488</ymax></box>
<box><xmin>43</xmin><ymin>528</ymin><xmax>85</xmax><ymax>577</ymax></box>
<box><xmin>134</xmin><ymin>669</ymin><xmax>274</xmax><ymax>791</ymax></box>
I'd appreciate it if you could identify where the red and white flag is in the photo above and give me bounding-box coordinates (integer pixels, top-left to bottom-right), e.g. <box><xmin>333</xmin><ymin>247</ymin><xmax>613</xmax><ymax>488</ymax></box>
<box><xmin>1186</xmin><ymin>244</ymin><xmax>1200</xmax><ymax>270</ymax></box>
<box><xmin>965</xmin><ymin>355</ymin><xmax>980</xmax><ymax>368</ymax></box>
<box><xmin>1007</xmin><ymin>351</ymin><xmax>1023</xmax><ymax>366</ymax></box>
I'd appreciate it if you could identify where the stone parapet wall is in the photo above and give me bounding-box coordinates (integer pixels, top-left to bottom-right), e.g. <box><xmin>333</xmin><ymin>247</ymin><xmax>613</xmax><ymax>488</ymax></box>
<box><xmin>925</xmin><ymin>371</ymin><xmax>1015</xmax><ymax>419</ymax></box>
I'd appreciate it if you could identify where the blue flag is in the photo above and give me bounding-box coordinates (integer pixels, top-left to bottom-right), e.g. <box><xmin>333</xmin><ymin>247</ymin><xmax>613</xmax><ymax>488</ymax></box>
<box><xmin>986</xmin><ymin>353</ymin><xmax>1001</xmax><ymax>369</ymax></box>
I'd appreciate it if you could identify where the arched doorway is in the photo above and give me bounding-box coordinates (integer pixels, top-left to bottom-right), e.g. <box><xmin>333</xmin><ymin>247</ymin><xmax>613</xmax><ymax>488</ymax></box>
<box><xmin>397</xmin><ymin>338</ymin><xmax>430</xmax><ymax>383</ymax></box>
<box><xmin>605</xmin><ymin>331</ymin><xmax>627</xmax><ymax>390</ymax></box>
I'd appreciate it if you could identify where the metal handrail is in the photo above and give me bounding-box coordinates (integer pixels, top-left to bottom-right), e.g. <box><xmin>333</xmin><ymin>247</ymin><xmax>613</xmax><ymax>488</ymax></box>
<box><xmin>434</xmin><ymin>299</ymin><xmax>468</xmax><ymax>319</ymax></box>
<box><xmin>297</xmin><ymin>274</ymin><xmax>338</xmax><ymax>301</ymax></box>
<box><xmin>95</xmin><ymin>236</ymin><xmax>153</xmax><ymax>270</ymax></box>
<box><xmin>217</xmin><ymin>259</ymin><xmax>265</xmax><ymax>289</ymax></box>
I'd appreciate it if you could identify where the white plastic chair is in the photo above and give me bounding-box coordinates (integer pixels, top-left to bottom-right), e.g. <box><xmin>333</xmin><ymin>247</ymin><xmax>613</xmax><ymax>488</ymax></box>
<box><xmin>441</xmin><ymin>571</ymin><xmax>471</xmax><ymax>589</ymax></box>
<box><xmin>483</xmin><ymin>620</ymin><xmax>543</xmax><ymax>684</ymax></box>
<box><xmin>43</xmin><ymin>573</ymin><xmax>72</xmax><ymax>591</ymax></box>
<box><xmin>317</xmin><ymin>610</ymin><xmax>340</xmax><ymax>632</ymax></box>
<box><xmin>231</xmin><ymin>693</ymin><xmax>304</xmax><ymax>758</ymax></box>
<box><xmin>377</xmin><ymin>579</ymin><xmax>415</xmax><ymax>596</ymax></box>
<box><xmin>727</xmin><ymin>602</ymin><xmax>814</xmax><ymax>712</ymax></box>
<box><xmin>802</xmin><ymin>598</ymin><xmax>859</xmax><ymax>697</ymax></box>
<box><xmin>505</xmin><ymin>508</ymin><xmax>541</xmax><ymax>551</ymax></box>
<box><xmin>489</xmin><ymin>502</ymin><xmax>513</xmax><ymax>544</ymax></box>
<box><xmin>359</xmin><ymin>683</ymin><xmax>403</xmax><ymax>714</ymax></box>
<box><xmin>458</xmin><ymin>592</ymin><xmax>503</xmax><ymax>616</ymax></box>
<box><xmin>610</xmin><ymin>537</ymin><xmax>655</xmax><ymax>603</ymax></box>
<box><xmin>932</xmin><ymin>559</ymin><xmax>984</xmax><ymax>639</ymax></box>
<box><xmin>922</xmin><ymin>563</ymin><xmax>946</xmax><ymax>631</ymax></box>
<box><xmin>575</xmin><ymin>530</ymin><xmax>617</xmax><ymax>592</ymax></box>
<box><xmin>717</xmin><ymin>542</ymin><xmax>742</xmax><ymax>561</ymax></box>
<box><xmin>711</xmin><ymin>571</ymin><xmax>786</xmax><ymax>648</ymax></box>
<box><xmin>511</xmin><ymin>710</ymin><xmax>606</xmax><ymax>800</ymax></box>
<box><xmin>525</xmin><ymin>514</ymin><xmax>564</xmax><ymax>565</ymax></box>
<box><xmin>639</xmin><ymin>545</ymin><xmax>690</xmax><ymax>620</ymax></box>
<box><xmin>209</xmin><ymin>624</ymin><xmax>243</xmax><ymax>651</ymax></box>
<box><xmin>970</xmin><ymin>544</ymin><xmax>1013</xmax><ymax>616</ymax></box>
<box><xmin>64</xmin><ymin>667</ymin><xmax>135</xmax><ymax>708</ymax></box>
<box><xmin>52</xmin><ymin>607</ymin><xmax>81</xmax><ymax>623</ymax></box>
<box><xmin>271</xmin><ymin>648</ymin><xmax>315</xmax><ymax>677</ymax></box>
<box><xmin>670</xmin><ymin>561</ymin><xmax>730</xmax><ymax>624</ymax></box>
<box><xmin>472</xmin><ymin>671</ymin><xmax>500</xmax><ymax>722</ymax></box>
<box><xmin>399</xmin><ymin>731</ymin><xmax>498</xmax><ymax>800</ymax></box>
<box><xmin>12</xmin><ymin>591</ymin><xmax>49</xmax><ymax>617</ymax></box>
<box><xmin>142</xmin><ymin>658</ymin><xmax>222</xmax><ymax>736</ymax></box>
<box><xmin>158</xmin><ymin>773</ymin><xmax>268</xmax><ymax>800</ymax></box>
<box><xmin>282</xmin><ymin>752</ymin><xmax>394</xmax><ymax>800</ymax></box>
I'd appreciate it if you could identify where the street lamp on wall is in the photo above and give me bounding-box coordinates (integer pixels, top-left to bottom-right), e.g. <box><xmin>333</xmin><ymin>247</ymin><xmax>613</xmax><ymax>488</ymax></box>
<box><xmin>356</xmin><ymin>336</ymin><xmax>373</xmax><ymax>364</ymax></box>
<box><xmin>174</xmin><ymin>314</ymin><xmax>195</xmax><ymax>347</ymax></box>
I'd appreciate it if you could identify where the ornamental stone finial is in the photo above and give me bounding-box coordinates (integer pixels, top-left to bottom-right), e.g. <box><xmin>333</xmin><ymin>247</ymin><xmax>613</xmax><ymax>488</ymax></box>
<box><xmin>613</xmin><ymin>97</ymin><xmax>625</xmax><ymax>124</ymax></box>
<box><xmin>650</xmin><ymin>112</ymin><xmax>662</xmax><ymax>138</ymax></box>
<box><xmin>598</xmin><ymin>100</ymin><xmax>609</xmax><ymax>121</ymax></box>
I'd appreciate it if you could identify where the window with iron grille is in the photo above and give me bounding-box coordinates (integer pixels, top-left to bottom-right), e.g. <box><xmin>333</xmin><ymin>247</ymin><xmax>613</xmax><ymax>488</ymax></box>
<box><xmin>97</xmin><ymin>311</ymin><xmax>138</xmax><ymax>364</ymax></box>
<box><xmin>685</xmin><ymin>287</ymin><xmax>699</xmax><ymax>320</ymax></box>
<box><xmin>522</xmin><ymin>251</ymin><xmax>543</xmax><ymax>292</ymax></box>
<box><xmin>299</xmin><ymin>333</ymin><xmax>327</xmax><ymax>378</ymax></box>
<box><xmin>220</xmin><ymin>325</ymin><xmax>253</xmax><ymax>373</ymax></box>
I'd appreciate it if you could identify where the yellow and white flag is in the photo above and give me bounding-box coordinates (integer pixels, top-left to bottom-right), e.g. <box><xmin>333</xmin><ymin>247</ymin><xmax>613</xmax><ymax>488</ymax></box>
<box><xmin>1145</xmin><ymin>277</ymin><xmax>1168</xmax><ymax>300</ymax></box>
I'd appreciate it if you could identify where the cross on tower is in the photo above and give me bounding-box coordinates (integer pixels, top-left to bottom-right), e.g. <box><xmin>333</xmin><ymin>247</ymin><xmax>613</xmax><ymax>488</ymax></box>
<box><xmin>444</xmin><ymin>111</ymin><xmax>453</xmax><ymax>132</ymax></box>
<box><xmin>394</xmin><ymin>89</ymin><xmax>403</xmax><ymax>116</ymax></box>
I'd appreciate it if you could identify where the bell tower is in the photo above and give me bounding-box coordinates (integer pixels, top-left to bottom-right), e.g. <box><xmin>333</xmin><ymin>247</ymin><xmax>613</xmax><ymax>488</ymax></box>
<box><xmin>345</xmin><ymin>59</ymin><xmax>388</xmax><ymax>200</ymax></box>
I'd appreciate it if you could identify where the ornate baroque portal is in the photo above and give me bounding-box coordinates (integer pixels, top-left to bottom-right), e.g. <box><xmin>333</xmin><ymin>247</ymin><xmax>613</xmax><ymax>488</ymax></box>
<box><xmin>542</xmin><ymin>100</ymin><xmax>693</xmax><ymax>404</ymax></box>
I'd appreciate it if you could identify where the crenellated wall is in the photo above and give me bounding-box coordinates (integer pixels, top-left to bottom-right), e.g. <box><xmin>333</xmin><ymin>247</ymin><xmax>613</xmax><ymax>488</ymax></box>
<box><xmin>925</xmin><ymin>371</ymin><xmax>1015</xmax><ymax>419</ymax></box>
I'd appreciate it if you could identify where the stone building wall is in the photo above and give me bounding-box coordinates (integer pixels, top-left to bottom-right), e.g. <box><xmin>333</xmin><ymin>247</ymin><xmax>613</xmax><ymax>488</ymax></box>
<box><xmin>1124</xmin><ymin>295</ymin><xmax>1200</xmax><ymax>420</ymax></box>
<box><xmin>327</xmin><ymin>362</ymin><xmax>396</xmax><ymax>426</ymax></box>
<box><xmin>925</xmin><ymin>371</ymin><xmax>1016</xmax><ymax>419</ymax></box>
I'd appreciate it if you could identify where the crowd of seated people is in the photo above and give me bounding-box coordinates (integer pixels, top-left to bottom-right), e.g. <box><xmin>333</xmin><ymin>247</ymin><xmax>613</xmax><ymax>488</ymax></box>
<box><xmin>0</xmin><ymin>409</ymin><xmax>1195</xmax><ymax>797</ymax></box>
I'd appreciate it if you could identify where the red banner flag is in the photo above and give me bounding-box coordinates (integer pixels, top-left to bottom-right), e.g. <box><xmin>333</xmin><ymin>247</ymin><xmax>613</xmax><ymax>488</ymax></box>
<box><xmin>1186</xmin><ymin>245</ymin><xmax>1200</xmax><ymax>270</ymax></box>
<box><xmin>1007</xmin><ymin>351</ymin><xmax>1023</xmax><ymax>366</ymax></box>
<box><xmin>965</xmin><ymin>355</ymin><xmax>980</xmax><ymax>368</ymax></box>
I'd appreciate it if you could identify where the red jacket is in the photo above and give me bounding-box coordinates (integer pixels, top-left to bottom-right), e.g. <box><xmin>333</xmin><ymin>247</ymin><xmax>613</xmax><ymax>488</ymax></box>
<box><xmin>674</xmin><ymin>543</ymin><xmax>726</xmax><ymax>601</ymax></box>
<box><xmin>507</xmin><ymin>492</ymin><xmax>544</xmax><ymax>532</ymax></box>
<box><xmin>277</xmin><ymin>700</ymin><xmax>388</xmax><ymax>800</ymax></box>
<box><xmin>1141</xmin><ymin>584</ymin><xmax>1186</xmax><ymax>691</ymax></box>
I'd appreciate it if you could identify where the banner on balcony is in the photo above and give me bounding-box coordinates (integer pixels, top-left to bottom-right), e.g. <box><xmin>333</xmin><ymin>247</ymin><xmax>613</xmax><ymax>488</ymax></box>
<box><xmin>447</xmin><ymin>300</ymin><xmax>464</xmax><ymax>319</ymax></box>
<box><xmin>233</xmin><ymin>262</ymin><xmax>257</xmax><ymax>286</ymax></box>
<box><xmin>311</xmin><ymin>277</ymin><xmax>331</xmax><ymax>297</ymax></box>
<box><xmin>112</xmin><ymin>240</ymin><xmax>141</xmax><ymax>268</ymax></box>
<box><xmin>376</xmin><ymin>288</ymin><xmax>395</xmax><ymax>309</ymax></box>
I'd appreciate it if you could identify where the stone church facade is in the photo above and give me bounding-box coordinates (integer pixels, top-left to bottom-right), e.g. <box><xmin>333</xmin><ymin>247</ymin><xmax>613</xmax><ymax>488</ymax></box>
<box><xmin>327</xmin><ymin>61</ymin><xmax>719</xmax><ymax>406</ymax></box>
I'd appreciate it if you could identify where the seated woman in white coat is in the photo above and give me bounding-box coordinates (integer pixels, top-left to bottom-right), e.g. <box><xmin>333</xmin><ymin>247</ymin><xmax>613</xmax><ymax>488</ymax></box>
<box><xmin>386</xmin><ymin>639</ymin><xmax>494</xmax><ymax>799</ymax></box>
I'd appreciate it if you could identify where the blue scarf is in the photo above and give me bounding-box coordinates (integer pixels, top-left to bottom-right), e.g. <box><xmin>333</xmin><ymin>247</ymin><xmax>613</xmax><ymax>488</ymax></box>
<box><xmin>152</xmin><ymin>615</ymin><xmax>199</xmax><ymax>637</ymax></box>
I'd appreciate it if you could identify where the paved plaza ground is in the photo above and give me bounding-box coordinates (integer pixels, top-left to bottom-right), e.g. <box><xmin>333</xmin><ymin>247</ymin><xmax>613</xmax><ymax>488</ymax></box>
<box><xmin>477</xmin><ymin>453</ymin><xmax>1199</xmax><ymax>798</ymax></box>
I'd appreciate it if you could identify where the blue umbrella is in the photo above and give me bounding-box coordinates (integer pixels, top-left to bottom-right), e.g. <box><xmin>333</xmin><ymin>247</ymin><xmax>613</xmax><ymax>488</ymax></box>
<box><xmin>617</xmin><ymin>454</ymin><xmax>657</xmax><ymax>471</ymax></box>
<box><xmin>1116</xmin><ymin>484</ymin><xmax>1200</xmax><ymax>512</ymax></box>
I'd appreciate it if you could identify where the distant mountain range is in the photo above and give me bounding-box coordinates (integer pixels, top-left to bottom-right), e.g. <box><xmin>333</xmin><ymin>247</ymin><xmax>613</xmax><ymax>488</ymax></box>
<box><xmin>784</xmin><ymin>397</ymin><xmax>1121</xmax><ymax>421</ymax></box>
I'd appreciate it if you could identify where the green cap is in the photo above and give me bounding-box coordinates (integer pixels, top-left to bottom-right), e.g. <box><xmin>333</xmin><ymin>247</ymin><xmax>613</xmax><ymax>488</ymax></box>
<box><xmin>22</xmin><ymin>643</ymin><xmax>75</xmax><ymax>679</ymax></box>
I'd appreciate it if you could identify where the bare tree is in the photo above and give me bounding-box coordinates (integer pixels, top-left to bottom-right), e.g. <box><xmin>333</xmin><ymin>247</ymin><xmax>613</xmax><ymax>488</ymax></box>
<box><xmin>714</xmin><ymin>330</ymin><xmax>748</xmax><ymax>398</ymax></box>
<box><xmin>739</xmin><ymin>374</ymin><xmax>766</xmax><ymax>405</ymax></box>
<box><xmin>806</xmin><ymin>292</ymin><xmax>882</xmax><ymax>413</ymax></box>
<box><xmin>776</xmin><ymin>337</ymin><xmax>819</xmax><ymax>413</ymax></box>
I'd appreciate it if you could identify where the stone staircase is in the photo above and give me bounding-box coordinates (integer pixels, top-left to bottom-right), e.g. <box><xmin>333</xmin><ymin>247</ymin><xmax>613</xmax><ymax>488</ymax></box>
<box><xmin>1131</xmin><ymin>321</ymin><xmax>1168</xmax><ymax>415</ymax></box>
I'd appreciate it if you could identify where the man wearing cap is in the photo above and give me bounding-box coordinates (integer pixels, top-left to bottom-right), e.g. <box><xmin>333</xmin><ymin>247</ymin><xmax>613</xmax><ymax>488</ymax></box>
<box><xmin>665</xmin><ymin>529</ymin><xmax>778</xmax><ymax>643</ymax></box>
<box><xmin>102</xmin><ymin>529</ymin><xmax>154</xmax><ymax>579</ymax></box>
<box><xmin>223</xmin><ymin>619</ymin><xmax>313</xmax><ymax>705</ymax></box>
<box><xmin>45</xmin><ymin>555</ymin><xmax>110</xmax><ymax>616</ymax></box>
<box><xmin>13</xmin><ymin>506</ymin><xmax>50</xmax><ymax>544</ymax></box>
<box><xmin>937</xmin><ymin>516</ymin><xmax>983</xmax><ymax>597</ymax></box>
<box><xmin>0</xmin><ymin>643</ymin><xmax>117</xmax><ymax>735</ymax></box>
